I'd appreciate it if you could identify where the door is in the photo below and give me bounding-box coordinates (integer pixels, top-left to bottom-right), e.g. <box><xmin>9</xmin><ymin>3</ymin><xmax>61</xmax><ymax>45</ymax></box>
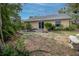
<box><xmin>39</xmin><ymin>21</ymin><xmax>44</xmax><ymax>29</ymax></box>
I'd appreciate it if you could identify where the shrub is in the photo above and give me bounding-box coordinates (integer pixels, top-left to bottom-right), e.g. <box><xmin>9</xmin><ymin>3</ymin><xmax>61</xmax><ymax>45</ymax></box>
<box><xmin>0</xmin><ymin>39</ymin><xmax>30</xmax><ymax>56</ymax></box>
<box><xmin>54</xmin><ymin>24</ymin><xmax>64</xmax><ymax>31</ymax></box>
<box><xmin>21</xmin><ymin>22</ymin><xmax>26</xmax><ymax>30</ymax></box>
<box><xmin>0</xmin><ymin>44</ymin><xmax>18</xmax><ymax>56</ymax></box>
<box><xmin>26</xmin><ymin>22</ymin><xmax>32</xmax><ymax>31</ymax></box>
<box><xmin>44</xmin><ymin>23</ymin><xmax>55</xmax><ymax>31</ymax></box>
<box><xmin>76</xmin><ymin>24</ymin><xmax>79</xmax><ymax>29</ymax></box>
<box><xmin>65</xmin><ymin>24</ymin><xmax>77</xmax><ymax>31</ymax></box>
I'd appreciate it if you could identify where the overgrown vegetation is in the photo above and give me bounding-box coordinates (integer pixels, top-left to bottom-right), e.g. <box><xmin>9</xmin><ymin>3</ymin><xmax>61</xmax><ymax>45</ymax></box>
<box><xmin>54</xmin><ymin>25</ymin><xmax>64</xmax><ymax>31</ymax></box>
<box><xmin>26</xmin><ymin>22</ymin><xmax>32</xmax><ymax>31</ymax></box>
<box><xmin>76</xmin><ymin>24</ymin><xmax>79</xmax><ymax>29</ymax></box>
<box><xmin>0</xmin><ymin>39</ymin><xmax>30</xmax><ymax>56</ymax></box>
<box><xmin>59</xmin><ymin>4</ymin><xmax>79</xmax><ymax>24</ymax></box>
<box><xmin>45</xmin><ymin>23</ymin><xmax>64</xmax><ymax>31</ymax></box>
<box><xmin>0</xmin><ymin>3</ymin><xmax>26</xmax><ymax>55</ymax></box>
<box><xmin>0</xmin><ymin>3</ymin><xmax>22</xmax><ymax>43</ymax></box>
<box><xmin>44</xmin><ymin>22</ymin><xmax>79</xmax><ymax>31</ymax></box>
<box><xmin>44</xmin><ymin>23</ymin><xmax>55</xmax><ymax>31</ymax></box>
<box><xmin>65</xmin><ymin>24</ymin><xmax>77</xmax><ymax>31</ymax></box>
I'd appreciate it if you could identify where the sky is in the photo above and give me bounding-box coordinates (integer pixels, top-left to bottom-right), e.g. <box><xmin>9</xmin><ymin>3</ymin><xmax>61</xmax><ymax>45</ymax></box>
<box><xmin>20</xmin><ymin>3</ymin><xmax>65</xmax><ymax>20</ymax></box>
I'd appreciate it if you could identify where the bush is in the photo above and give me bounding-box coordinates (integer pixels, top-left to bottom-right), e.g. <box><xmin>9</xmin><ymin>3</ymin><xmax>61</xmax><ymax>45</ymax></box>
<box><xmin>0</xmin><ymin>39</ymin><xmax>30</xmax><ymax>56</ymax></box>
<box><xmin>21</xmin><ymin>22</ymin><xmax>26</xmax><ymax>30</ymax></box>
<box><xmin>26</xmin><ymin>22</ymin><xmax>32</xmax><ymax>31</ymax></box>
<box><xmin>0</xmin><ymin>44</ymin><xmax>18</xmax><ymax>56</ymax></box>
<box><xmin>44</xmin><ymin>23</ymin><xmax>55</xmax><ymax>31</ymax></box>
<box><xmin>76</xmin><ymin>24</ymin><xmax>79</xmax><ymax>29</ymax></box>
<box><xmin>54</xmin><ymin>25</ymin><xmax>64</xmax><ymax>31</ymax></box>
<box><xmin>65</xmin><ymin>24</ymin><xmax>77</xmax><ymax>31</ymax></box>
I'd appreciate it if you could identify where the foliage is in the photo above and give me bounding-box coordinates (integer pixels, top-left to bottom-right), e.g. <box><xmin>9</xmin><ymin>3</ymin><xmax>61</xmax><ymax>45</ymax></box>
<box><xmin>76</xmin><ymin>24</ymin><xmax>79</xmax><ymax>29</ymax></box>
<box><xmin>44</xmin><ymin>23</ymin><xmax>55</xmax><ymax>31</ymax></box>
<box><xmin>59</xmin><ymin>4</ymin><xmax>79</xmax><ymax>23</ymax></box>
<box><xmin>44</xmin><ymin>23</ymin><xmax>64</xmax><ymax>31</ymax></box>
<box><xmin>0</xmin><ymin>44</ymin><xmax>18</xmax><ymax>56</ymax></box>
<box><xmin>65</xmin><ymin>24</ymin><xmax>77</xmax><ymax>31</ymax></box>
<box><xmin>21</xmin><ymin>22</ymin><xmax>26</xmax><ymax>30</ymax></box>
<box><xmin>0</xmin><ymin>39</ymin><xmax>30</xmax><ymax>56</ymax></box>
<box><xmin>54</xmin><ymin>25</ymin><xmax>64</xmax><ymax>31</ymax></box>
<box><xmin>0</xmin><ymin>3</ymin><xmax>22</xmax><ymax>42</ymax></box>
<box><xmin>58</xmin><ymin>7</ymin><xmax>66</xmax><ymax>14</ymax></box>
<box><xmin>14</xmin><ymin>39</ymin><xmax>30</xmax><ymax>56</ymax></box>
<box><xmin>26</xmin><ymin>22</ymin><xmax>32</xmax><ymax>30</ymax></box>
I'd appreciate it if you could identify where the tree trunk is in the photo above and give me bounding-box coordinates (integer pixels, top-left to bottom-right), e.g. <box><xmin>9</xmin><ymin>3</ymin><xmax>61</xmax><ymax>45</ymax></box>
<box><xmin>0</xmin><ymin>4</ymin><xmax>5</xmax><ymax>47</ymax></box>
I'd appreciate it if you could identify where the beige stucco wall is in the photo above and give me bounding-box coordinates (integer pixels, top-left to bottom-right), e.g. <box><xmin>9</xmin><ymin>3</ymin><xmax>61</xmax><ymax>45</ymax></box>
<box><xmin>61</xmin><ymin>19</ymin><xmax>69</xmax><ymax>28</ymax></box>
<box><xmin>30</xmin><ymin>21</ymin><xmax>39</xmax><ymax>29</ymax></box>
<box><xmin>44</xmin><ymin>20</ymin><xmax>55</xmax><ymax>25</ymax></box>
<box><xmin>28</xmin><ymin>19</ymin><xmax>70</xmax><ymax>29</ymax></box>
<box><xmin>30</xmin><ymin>20</ymin><xmax>55</xmax><ymax>29</ymax></box>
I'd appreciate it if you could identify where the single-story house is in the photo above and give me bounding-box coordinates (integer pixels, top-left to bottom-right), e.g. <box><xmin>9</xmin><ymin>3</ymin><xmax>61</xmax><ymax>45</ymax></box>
<box><xmin>25</xmin><ymin>14</ymin><xmax>71</xmax><ymax>29</ymax></box>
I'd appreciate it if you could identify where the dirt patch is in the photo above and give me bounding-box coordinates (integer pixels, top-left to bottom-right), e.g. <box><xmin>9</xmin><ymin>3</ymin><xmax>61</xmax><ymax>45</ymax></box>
<box><xmin>15</xmin><ymin>31</ymin><xmax>79</xmax><ymax>56</ymax></box>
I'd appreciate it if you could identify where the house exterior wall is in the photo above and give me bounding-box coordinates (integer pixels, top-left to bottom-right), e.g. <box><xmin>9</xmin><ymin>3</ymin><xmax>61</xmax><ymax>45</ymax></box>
<box><xmin>30</xmin><ymin>20</ymin><xmax>55</xmax><ymax>29</ymax></box>
<box><xmin>30</xmin><ymin>21</ymin><xmax>39</xmax><ymax>29</ymax></box>
<box><xmin>44</xmin><ymin>20</ymin><xmax>55</xmax><ymax>25</ymax></box>
<box><xmin>61</xmin><ymin>19</ymin><xmax>70</xmax><ymax>28</ymax></box>
<box><xmin>27</xmin><ymin>19</ymin><xmax>70</xmax><ymax>29</ymax></box>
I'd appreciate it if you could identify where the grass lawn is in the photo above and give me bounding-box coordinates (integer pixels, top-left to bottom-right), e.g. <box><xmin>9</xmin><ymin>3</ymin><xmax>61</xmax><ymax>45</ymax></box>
<box><xmin>8</xmin><ymin>31</ymin><xmax>79</xmax><ymax>56</ymax></box>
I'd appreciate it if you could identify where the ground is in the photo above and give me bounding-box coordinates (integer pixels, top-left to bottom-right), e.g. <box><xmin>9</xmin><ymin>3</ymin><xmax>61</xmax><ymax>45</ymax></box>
<box><xmin>13</xmin><ymin>31</ymin><xmax>79</xmax><ymax>56</ymax></box>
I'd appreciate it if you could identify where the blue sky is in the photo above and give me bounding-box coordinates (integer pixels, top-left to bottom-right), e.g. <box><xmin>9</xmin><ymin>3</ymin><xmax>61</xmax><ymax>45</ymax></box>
<box><xmin>20</xmin><ymin>3</ymin><xmax>65</xmax><ymax>20</ymax></box>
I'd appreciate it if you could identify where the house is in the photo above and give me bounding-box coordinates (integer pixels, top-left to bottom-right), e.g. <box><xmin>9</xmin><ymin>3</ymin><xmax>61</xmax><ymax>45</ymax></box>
<box><xmin>25</xmin><ymin>14</ymin><xmax>71</xmax><ymax>29</ymax></box>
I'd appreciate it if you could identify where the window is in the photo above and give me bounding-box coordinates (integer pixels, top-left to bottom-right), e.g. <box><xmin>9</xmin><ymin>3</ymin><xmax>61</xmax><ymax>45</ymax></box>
<box><xmin>56</xmin><ymin>24</ymin><xmax>60</xmax><ymax>27</ymax></box>
<box><xmin>55</xmin><ymin>19</ymin><xmax>61</xmax><ymax>27</ymax></box>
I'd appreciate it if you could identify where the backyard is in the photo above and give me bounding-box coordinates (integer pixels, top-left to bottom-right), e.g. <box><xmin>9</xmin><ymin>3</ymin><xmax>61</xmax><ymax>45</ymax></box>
<box><xmin>6</xmin><ymin>30</ymin><xmax>79</xmax><ymax>56</ymax></box>
<box><xmin>1</xmin><ymin>3</ymin><xmax>79</xmax><ymax>56</ymax></box>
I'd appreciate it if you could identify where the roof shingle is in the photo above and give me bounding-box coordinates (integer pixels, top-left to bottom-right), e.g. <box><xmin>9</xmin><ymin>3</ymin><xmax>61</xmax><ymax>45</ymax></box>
<box><xmin>25</xmin><ymin>14</ymin><xmax>71</xmax><ymax>22</ymax></box>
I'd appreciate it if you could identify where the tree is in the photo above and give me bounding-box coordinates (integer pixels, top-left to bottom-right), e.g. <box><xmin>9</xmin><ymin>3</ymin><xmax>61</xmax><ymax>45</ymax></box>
<box><xmin>58</xmin><ymin>7</ymin><xmax>66</xmax><ymax>14</ymax></box>
<box><xmin>59</xmin><ymin>3</ymin><xmax>79</xmax><ymax>23</ymax></box>
<box><xmin>0</xmin><ymin>7</ymin><xmax>4</xmax><ymax>46</ymax></box>
<box><xmin>0</xmin><ymin>3</ymin><xmax>22</xmax><ymax>43</ymax></box>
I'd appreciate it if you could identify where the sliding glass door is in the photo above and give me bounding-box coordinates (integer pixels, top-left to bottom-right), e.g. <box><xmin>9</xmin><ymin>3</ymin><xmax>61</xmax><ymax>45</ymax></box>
<box><xmin>39</xmin><ymin>21</ymin><xmax>44</xmax><ymax>29</ymax></box>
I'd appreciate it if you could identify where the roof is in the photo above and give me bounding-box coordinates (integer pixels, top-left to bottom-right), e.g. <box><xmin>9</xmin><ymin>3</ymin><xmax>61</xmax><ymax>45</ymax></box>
<box><xmin>25</xmin><ymin>14</ymin><xmax>71</xmax><ymax>22</ymax></box>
